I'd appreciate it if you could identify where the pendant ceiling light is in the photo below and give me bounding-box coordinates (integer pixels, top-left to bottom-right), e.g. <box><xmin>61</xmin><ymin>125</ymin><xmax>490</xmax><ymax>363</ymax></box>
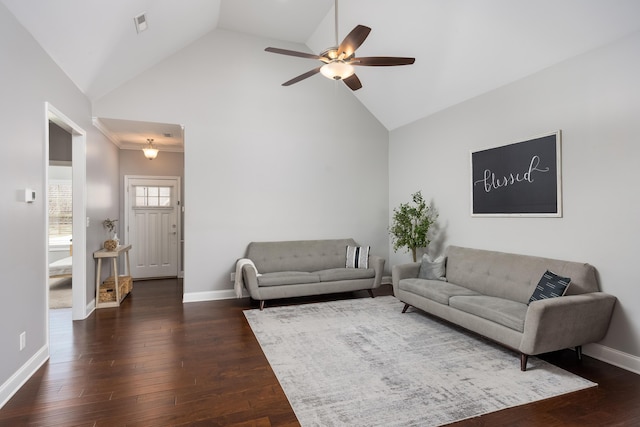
<box><xmin>142</xmin><ymin>138</ymin><xmax>158</xmax><ymax>160</ymax></box>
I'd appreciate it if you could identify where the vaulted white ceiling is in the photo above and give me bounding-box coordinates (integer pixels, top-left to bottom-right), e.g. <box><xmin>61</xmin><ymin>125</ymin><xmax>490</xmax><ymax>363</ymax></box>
<box><xmin>3</xmin><ymin>0</ymin><xmax>640</xmax><ymax>131</ymax></box>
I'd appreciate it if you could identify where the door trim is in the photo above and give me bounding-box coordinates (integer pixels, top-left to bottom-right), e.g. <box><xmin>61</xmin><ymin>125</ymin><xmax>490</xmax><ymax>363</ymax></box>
<box><xmin>45</xmin><ymin>103</ymin><xmax>87</xmax><ymax>323</ymax></box>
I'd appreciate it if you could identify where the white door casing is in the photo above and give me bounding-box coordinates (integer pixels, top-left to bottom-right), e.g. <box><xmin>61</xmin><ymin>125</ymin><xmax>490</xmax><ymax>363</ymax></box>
<box><xmin>125</xmin><ymin>176</ymin><xmax>180</xmax><ymax>279</ymax></box>
<box><xmin>46</xmin><ymin>103</ymin><xmax>87</xmax><ymax>321</ymax></box>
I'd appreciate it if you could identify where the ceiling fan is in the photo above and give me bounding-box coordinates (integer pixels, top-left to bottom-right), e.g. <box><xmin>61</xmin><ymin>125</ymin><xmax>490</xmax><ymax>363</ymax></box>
<box><xmin>264</xmin><ymin>0</ymin><xmax>415</xmax><ymax>91</ymax></box>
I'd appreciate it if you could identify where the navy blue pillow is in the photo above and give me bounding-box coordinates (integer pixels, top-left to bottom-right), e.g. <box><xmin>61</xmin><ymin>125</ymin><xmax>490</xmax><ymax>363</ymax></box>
<box><xmin>528</xmin><ymin>270</ymin><xmax>571</xmax><ymax>305</ymax></box>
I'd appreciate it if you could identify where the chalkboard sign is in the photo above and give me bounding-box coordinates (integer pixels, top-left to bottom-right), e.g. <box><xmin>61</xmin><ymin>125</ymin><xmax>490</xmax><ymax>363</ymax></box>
<box><xmin>471</xmin><ymin>131</ymin><xmax>562</xmax><ymax>217</ymax></box>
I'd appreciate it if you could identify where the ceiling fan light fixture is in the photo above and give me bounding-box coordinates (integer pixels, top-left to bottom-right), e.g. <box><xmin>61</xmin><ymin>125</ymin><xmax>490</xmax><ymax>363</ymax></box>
<box><xmin>320</xmin><ymin>47</ymin><xmax>339</xmax><ymax>60</ymax></box>
<box><xmin>320</xmin><ymin>61</ymin><xmax>355</xmax><ymax>81</ymax></box>
<box><xmin>142</xmin><ymin>138</ymin><xmax>158</xmax><ymax>160</ymax></box>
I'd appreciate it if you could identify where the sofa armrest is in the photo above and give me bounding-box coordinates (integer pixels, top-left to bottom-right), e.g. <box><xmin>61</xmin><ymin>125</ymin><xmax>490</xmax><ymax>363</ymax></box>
<box><xmin>519</xmin><ymin>292</ymin><xmax>617</xmax><ymax>355</ymax></box>
<box><xmin>368</xmin><ymin>255</ymin><xmax>385</xmax><ymax>288</ymax></box>
<box><xmin>242</xmin><ymin>263</ymin><xmax>261</xmax><ymax>300</ymax></box>
<box><xmin>391</xmin><ymin>262</ymin><xmax>420</xmax><ymax>296</ymax></box>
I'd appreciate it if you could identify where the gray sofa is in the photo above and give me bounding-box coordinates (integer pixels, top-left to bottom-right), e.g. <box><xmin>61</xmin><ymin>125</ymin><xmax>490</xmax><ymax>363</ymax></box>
<box><xmin>392</xmin><ymin>245</ymin><xmax>616</xmax><ymax>370</ymax></box>
<box><xmin>242</xmin><ymin>238</ymin><xmax>385</xmax><ymax>309</ymax></box>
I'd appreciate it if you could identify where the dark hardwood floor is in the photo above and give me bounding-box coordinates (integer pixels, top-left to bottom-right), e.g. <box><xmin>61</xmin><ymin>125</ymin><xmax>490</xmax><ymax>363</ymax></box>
<box><xmin>1</xmin><ymin>279</ymin><xmax>639</xmax><ymax>426</ymax></box>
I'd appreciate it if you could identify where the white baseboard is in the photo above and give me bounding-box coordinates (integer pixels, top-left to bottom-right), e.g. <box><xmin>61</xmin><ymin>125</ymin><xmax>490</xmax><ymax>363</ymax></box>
<box><xmin>583</xmin><ymin>343</ymin><xmax>640</xmax><ymax>375</ymax></box>
<box><xmin>85</xmin><ymin>299</ymin><xmax>95</xmax><ymax>318</ymax></box>
<box><xmin>183</xmin><ymin>289</ymin><xmax>247</xmax><ymax>303</ymax></box>
<box><xmin>0</xmin><ymin>345</ymin><xmax>49</xmax><ymax>409</ymax></box>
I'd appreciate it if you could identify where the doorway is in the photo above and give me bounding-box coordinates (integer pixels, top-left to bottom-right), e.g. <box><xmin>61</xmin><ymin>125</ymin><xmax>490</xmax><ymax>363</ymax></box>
<box><xmin>47</xmin><ymin>160</ymin><xmax>73</xmax><ymax>309</ymax></box>
<box><xmin>46</xmin><ymin>103</ymin><xmax>87</xmax><ymax>322</ymax></box>
<box><xmin>92</xmin><ymin>118</ymin><xmax>185</xmax><ymax>281</ymax></box>
<box><xmin>124</xmin><ymin>176</ymin><xmax>181</xmax><ymax>279</ymax></box>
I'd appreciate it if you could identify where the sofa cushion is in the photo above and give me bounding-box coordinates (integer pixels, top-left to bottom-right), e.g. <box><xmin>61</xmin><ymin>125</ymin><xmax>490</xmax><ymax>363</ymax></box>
<box><xmin>449</xmin><ymin>295</ymin><xmax>528</xmax><ymax>332</ymax></box>
<box><xmin>399</xmin><ymin>279</ymin><xmax>480</xmax><ymax>305</ymax></box>
<box><xmin>257</xmin><ymin>271</ymin><xmax>320</xmax><ymax>287</ymax></box>
<box><xmin>418</xmin><ymin>254</ymin><xmax>446</xmax><ymax>281</ymax></box>
<box><xmin>317</xmin><ymin>268</ymin><xmax>375</xmax><ymax>282</ymax></box>
<box><xmin>528</xmin><ymin>270</ymin><xmax>571</xmax><ymax>304</ymax></box>
<box><xmin>346</xmin><ymin>245</ymin><xmax>369</xmax><ymax>269</ymax></box>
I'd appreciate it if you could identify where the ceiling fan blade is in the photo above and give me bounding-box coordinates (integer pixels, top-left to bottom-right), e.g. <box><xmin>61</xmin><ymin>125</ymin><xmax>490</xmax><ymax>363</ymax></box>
<box><xmin>342</xmin><ymin>74</ymin><xmax>362</xmax><ymax>91</ymax></box>
<box><xmin>282</xmin><ymin>66</ymin><xmax>323</xmax><ymax>86</ymax></box>
<box><xmin>265</xmin><ymin>47</ymin><xmax>325</xmax><ymax>61</ymax></box>
<box><xmin>337</xmin><ymin>25</ymin><xmax>371</xmax><ymax>58</ymax></box>
<box><xmin>352</xmin><ymin>56</ymin><xmax>416</xmax><ymax>66</ymax></box>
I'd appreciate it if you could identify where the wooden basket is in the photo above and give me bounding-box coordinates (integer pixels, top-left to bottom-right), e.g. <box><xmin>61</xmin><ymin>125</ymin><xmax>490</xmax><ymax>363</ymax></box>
<box><xmin>99</xmin><ymin>275</ymin><xmax>133</xmax><ymax>303</ymax></box>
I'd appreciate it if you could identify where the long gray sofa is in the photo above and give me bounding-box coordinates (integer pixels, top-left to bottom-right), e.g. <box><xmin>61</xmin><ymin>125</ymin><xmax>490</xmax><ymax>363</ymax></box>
<box><xmin>241</xmin><ymin>238</ymin><xmax>385</xmax><ymax>309</ymax></box>
<box><xmin>392</xmin><ymin>245</ymin><xmax>616</xmax><ymax>370</ymax></box>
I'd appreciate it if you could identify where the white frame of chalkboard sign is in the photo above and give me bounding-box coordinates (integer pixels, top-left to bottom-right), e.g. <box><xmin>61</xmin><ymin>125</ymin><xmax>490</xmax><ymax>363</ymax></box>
<box><xmin>470</xmin><ymin>130</ymin><xmax>562</xmax><ymax>217</ymax></box>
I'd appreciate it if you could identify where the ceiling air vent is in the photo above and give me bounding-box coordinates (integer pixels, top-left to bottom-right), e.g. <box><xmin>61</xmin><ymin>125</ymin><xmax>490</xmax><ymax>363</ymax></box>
<box><xmin>134</xmin><ymin>13</ymin><xmax>148</xmax><ymax>34</ymax></box>
<box><xmin>163</xmin><ymin>133</ymin><xmax>173</xmax><ymax>138</ymax></box>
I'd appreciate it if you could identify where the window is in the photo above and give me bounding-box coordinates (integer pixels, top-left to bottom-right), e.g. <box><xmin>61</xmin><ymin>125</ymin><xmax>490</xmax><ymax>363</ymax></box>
<box><xmin>49</xmin><ymin>179</ymin><xmax>72</xmax><ymax>246</ymax></box>
<box><xmin>135</xmin><ymin>186</ymin><xmax>172</xmax><ymax>207</ymax></box>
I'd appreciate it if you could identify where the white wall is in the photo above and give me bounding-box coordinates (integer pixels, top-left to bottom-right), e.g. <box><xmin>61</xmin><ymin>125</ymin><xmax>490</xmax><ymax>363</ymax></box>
<box><xmin>389</xmin><ymin>31</ymin><xmax>640</xmax><ymax>366</ymax></box>
<box><xmin>93</xmin><ymin>29</ymin><xmax>390</xmax><ymax>300</ymax></box>
<box><xmin>0</xmin><ymin>3</ymin><xmax>119</xmax><ymax>406</ymax></box>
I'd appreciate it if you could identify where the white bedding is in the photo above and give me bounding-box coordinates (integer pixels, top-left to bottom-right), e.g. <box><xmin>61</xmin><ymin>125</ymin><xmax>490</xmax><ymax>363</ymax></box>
<box><xmin>49</xmin><ymin>256</ymin><xmax>72</xmax><ymax>277</ymax></box>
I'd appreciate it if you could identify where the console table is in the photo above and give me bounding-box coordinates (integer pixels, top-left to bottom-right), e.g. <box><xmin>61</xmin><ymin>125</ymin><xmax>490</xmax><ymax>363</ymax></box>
<box><xmin>93</xmin><ymin>244</ymin><xmax>132</xmax><ymax>308</ymax></box>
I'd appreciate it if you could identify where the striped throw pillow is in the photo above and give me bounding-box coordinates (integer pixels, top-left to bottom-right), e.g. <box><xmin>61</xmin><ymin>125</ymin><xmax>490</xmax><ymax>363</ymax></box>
<box><xmin>346</xmin><ymin>245</ymin><xmax>369</xmax><ymax>269</ymax></box>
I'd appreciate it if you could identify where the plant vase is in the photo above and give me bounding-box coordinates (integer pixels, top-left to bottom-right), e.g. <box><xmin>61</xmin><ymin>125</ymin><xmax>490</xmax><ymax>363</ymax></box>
<box><xmin>102</xmin><ymin>218</ymin><xmax>119</xmax><ymax>251</ymax></box>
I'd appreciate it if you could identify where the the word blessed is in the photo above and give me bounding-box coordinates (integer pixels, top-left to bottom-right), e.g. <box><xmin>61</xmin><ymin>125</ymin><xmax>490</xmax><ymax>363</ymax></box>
<box><xmin>474</xmin><ymin>155</ymin><xmax>550</xmax><ymax>193</ymax></box>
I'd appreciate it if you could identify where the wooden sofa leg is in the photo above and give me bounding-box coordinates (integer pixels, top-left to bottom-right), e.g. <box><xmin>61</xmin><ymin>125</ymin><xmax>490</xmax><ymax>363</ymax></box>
<box><xmin>402</xmin><ymin>303</ymin><xmax>410</xmax><ymax>313</ymax></box>
<box><xmin>520</xmin><ymin>353</ymin><xmax>529</xmax><ymax>371</ymax></box>
<box><xmin>367</xmin><ymin>289</ymin><xmax>375</xmax><ymax>298</ymax></box>
<box><xmin>259</xmin><ymin>300</ymin><xmax>265</xmax><ymax>311</ymax></box>
<box><xmin>576</xmin><ymin>345</ymin><xmax>583</xmax><ymax>361</ymax></box>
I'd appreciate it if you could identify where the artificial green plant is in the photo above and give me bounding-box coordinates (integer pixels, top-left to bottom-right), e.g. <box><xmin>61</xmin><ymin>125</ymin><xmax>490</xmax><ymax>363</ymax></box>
<box><xmin>389</xmin><ymin>191</ymin><xmax>437</xmax><ymax>262</ymax></box>
<box><xmin>103</xmin><ymin>218</ymin><xmax>118</xmax><ymax>236</ymax></box>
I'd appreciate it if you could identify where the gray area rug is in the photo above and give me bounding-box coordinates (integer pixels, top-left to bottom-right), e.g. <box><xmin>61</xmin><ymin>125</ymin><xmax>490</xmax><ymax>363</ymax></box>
<box><xmin>49</xmin><ymin>277</ymin><xmax>72</xmax><ymax>309</ymax></box>
<box><xmin>244</xmin><ymin>296</ymin><xmax>595</xmax><ymax>426</ymax></box>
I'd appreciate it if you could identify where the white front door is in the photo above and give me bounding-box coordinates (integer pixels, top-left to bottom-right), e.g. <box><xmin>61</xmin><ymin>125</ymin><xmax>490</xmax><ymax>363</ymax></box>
<box><xmin>125</xmin><ymin>177</ymin><xmax>180</xmax><ymax>279</ymax></box>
